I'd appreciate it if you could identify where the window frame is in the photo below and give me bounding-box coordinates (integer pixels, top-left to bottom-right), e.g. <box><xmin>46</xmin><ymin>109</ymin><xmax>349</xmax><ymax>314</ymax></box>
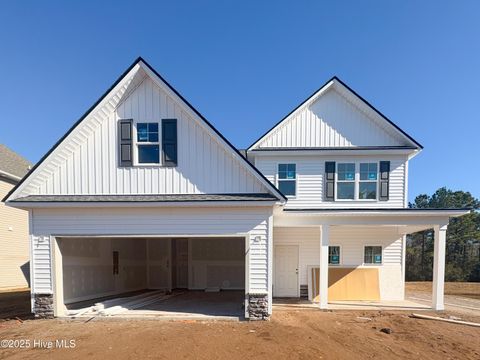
<box><xmin>359</xmin><ymin>162</ymin><xmax>379</xmax><ymax>200</ymax></box>
<box><xmin>336</xmin><ymin>162</ymin><xmax>356</xmax><ymax>200</ymax></box>
<box><xmin>328</xmin><ymin>245</ymin><xmax>342</xmax><ymax>266</ymax></box>
<box><xmin>334</xmin><ymin>161</ymin><xmax>379</xmax><ymax>201</ymax></box>
<box><xmin>133</xmin><ymin>121</ymin><xmax>161</xmax><ymax>166</ymax></box>
<box><xmin>276</xmin><ymin>163</ymin><xmax>297</xmax><ymax>198</ymax></box>
<box><xmin>363</xmin><ymin>245</ymin><xmax>383</xmax><ymax>265</ymax></box>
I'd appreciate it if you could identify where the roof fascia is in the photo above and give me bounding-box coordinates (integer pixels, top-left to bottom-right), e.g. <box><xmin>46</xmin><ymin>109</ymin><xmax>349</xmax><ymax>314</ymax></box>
<box><xmin>247</xmin><ymin>76</ymin><xmax>423</xmax><ymax>151</ymax></box>
<box><xmin>3</xmin><ymin>59</ymin><xmax>143</xmax><ymax>203</ymax></box>
<box><xmin>138</xmin><ymin>59</ymin><xmax>287</xmax><ymax>202</ymax></box>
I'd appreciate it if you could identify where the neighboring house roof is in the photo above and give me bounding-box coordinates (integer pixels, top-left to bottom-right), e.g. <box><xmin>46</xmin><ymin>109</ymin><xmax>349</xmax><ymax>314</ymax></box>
<box><xmin>11</xmin><ymin>193</ymin><xmax>278</xmax><ymax>203</ymax></box>
<box><xmin>0</xmin><ymin>144</ymin><xmax>32</xmax><ymax>182</ymax></box>
<box><xmin>247</xmin><ymin>76</ymin><xmax>423</xmax><ymax>151</ymax></box>
<box><xmin>3</xmin><ymin>57</ymin><xmax>287</xmax><ymax>203</ymax></box>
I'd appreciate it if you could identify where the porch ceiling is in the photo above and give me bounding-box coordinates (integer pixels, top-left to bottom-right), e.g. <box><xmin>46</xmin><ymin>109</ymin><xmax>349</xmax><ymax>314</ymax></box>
<box><xmin>273</xmin><ymin>208</ymin><xmax>470</xmax><ymax>232</ymax></box>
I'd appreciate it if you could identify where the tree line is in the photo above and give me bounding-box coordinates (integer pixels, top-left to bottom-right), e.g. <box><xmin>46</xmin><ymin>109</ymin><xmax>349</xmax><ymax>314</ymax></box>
<box><xmin>406</xmin><ymin>187</ymin><xmax>480</xmax><ymax>282</ymax></box>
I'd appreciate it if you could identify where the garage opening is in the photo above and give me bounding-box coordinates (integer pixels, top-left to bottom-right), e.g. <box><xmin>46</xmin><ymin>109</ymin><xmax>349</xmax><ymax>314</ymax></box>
<box><xmin>55</xmin><ymin>236</ymin><xmax>246</xmax><ymax>319</ymax></box>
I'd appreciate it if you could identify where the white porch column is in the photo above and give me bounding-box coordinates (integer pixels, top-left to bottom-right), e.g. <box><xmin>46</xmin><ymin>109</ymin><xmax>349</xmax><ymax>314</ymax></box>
<box><xmin>319</xmin><ymin>224</ymin><xmax>330</xmax><ymax>309</ymax></box>
<box><xmin>432</xmin><ymin>224</ymin><xmax>448</xmax><ymax>310</ymax></box>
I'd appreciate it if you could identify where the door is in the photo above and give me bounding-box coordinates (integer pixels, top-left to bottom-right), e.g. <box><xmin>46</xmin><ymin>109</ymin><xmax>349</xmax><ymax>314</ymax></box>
<box><xmin>274</xmin><ymin>245</ymin><xmax>299</xmax><ymax>297</ymax></box>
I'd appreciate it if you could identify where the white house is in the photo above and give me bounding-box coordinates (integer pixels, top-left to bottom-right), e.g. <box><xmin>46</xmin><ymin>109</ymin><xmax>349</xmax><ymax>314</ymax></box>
<box><xmin>3</xmin><ymin>58</ymin><xmax>468</xmax><ymax>319</ymax></box>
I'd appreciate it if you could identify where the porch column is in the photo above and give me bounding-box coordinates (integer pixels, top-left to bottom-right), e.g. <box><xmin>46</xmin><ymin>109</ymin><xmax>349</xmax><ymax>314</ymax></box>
<box><xmin>432</xmin><ymin>224</ymin><xmax>448</xmax><ymax>310</ymax></box>
<box><xmin>319</xmin><ymin>224</ymin><xmax>330</xmax><ymax>309</ymax></box>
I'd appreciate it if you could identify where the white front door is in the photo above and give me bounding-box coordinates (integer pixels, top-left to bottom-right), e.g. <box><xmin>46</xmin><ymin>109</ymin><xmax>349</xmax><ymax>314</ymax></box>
<box><xmin>274</xmin><ymin>245</ymin><xmax>299</xmax><ymax>297</ymax></box>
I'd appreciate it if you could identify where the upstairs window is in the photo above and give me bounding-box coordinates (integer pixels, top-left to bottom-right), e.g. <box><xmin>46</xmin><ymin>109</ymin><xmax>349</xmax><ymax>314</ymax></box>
<box><xmin>136</xmin><ymin>123</ymin><xmax>160</xmax><ymax>164</ymax></box>
<box><xmin>278</xmin><ymin>164</ymin><xmax>296</xmax><ymax>196</ymax></box>
<box><xmin>364</xmin><ymin>246</ymin><xmax>382</xmax><ymax>264</ymax></box>
<box><xmin>337</xmin><ymin>163</ymin><xmax>355</xmax><ymax>199</ymax></box>
<box><xmin>359</xmin><ymin>163</ymin><xmax>378</xmax><ymax>199</ymax></box>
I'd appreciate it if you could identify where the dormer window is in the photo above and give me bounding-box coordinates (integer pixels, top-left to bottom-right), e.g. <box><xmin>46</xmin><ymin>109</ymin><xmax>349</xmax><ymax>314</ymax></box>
<box><xmin>136</xmin><ymin>123</ymin><xmax>160</xmax><ymax>164</ymax></box>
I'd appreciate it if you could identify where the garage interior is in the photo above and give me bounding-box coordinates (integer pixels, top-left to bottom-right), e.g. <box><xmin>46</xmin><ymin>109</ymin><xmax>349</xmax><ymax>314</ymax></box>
<box><xmin>56</xmin><ymin>236</ymin><xmax>246</xmax><ymax>319</ymax></box>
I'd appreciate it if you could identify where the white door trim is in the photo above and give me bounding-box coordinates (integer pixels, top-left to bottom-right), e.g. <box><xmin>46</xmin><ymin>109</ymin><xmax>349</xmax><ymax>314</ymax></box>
<box><xmin>274</xmin><ymin>245</ymin><xmax>299</xmax><ymax>297</ymax></box>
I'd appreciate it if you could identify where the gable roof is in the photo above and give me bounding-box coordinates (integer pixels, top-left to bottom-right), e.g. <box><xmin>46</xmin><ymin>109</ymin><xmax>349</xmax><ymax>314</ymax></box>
<box><xmin>3</xmin><ymin>57</ymin><xmax>286</xmax><ymax>203</ymax></box>
<box><xmin>0</xmin><ymin>144</ymin><xmax>32</xmax><ymax>182</ymax></box>
<box><xmin>247</xmin><ymin>76</ymin><xmax>423</xmax><ymax>151</ymax></box>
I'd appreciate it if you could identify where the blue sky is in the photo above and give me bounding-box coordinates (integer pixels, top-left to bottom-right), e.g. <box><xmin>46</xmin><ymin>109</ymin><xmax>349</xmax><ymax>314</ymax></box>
<box><xmin>0</xmin><ymin>1</ymin><xmax>479</xmax><ymax>201</ymax></box>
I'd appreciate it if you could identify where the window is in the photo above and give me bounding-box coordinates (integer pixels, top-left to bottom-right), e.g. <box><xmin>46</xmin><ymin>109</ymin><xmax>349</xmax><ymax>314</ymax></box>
<box><xmin>329</xmin><ymin>246</ymin><xmax>341</xmax><ymax>265</ymax></box>
<box><xmin>136</xmin><ymin>123</ymin><xmax>160</xmax><ymax>164</ymax></box>
<box><xmin>359</xmin><ymin>163</ymin><xmax>378</xmax><ymax>199</ymax></box>
<box><xmin>364</xmin><ymin>246</ymin><xmax>382</xmax><ymax>264</ymax></box>
<box><xmin>337</xmin><ymin>163</ymin><xmax>355</xmax><ymax>199</ymax></box>
<box><xmin>278</xmin><ymin>164</ymin><xmax>296</xmax><ymax>196</ymax></box>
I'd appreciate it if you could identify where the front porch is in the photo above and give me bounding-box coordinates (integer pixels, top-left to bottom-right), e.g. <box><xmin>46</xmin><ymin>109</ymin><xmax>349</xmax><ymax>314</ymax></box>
<box><xmin>273</xmin><ymin>208</ymin><xmax>469</xmax><ymax>311</ymax></box>
<box><xmin>273</xmin><ymin>297</ymin><xmax>429</xmax><ymax>311</ymax></box>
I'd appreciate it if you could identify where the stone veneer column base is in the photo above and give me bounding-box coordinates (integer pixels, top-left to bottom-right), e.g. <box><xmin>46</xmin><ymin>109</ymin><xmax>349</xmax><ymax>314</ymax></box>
<box><xmin>33</xmin><ymin>294</ymin><xmax>54</xmax><ymax>319</ymax></box>
<box><xmin>248</xmin><ymin>294</ymin><xmax>269</xmax><ymax>321</ymax></box>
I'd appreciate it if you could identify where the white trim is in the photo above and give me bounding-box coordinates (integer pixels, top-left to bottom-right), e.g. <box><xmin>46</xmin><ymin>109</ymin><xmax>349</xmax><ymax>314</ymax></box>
<box><xmin>139</xmin><ymin>61</ymin><xmax>286</xmax><ymax>203</ymax></box>
<box><xmin>6</xmin><ymin>64</ymin><xmax>142</xmax><ymax>201</ymax></box>
<box><xmin>248</xmin><ymin>78</ymin><xmax>421</xmax><ymax>151</ymax></box>
<box><xmin>7</xmin><ymin>200</ymin><xmax>279</xmax><ymax>209</ymax></box>
<box><xmin>335</xmin><ymin>161</ymin><xmax>379</xmax><ymax>201</ymax></box>
<box><xmin>133</xmin><ymin>121</ymin><xmax>161</xmax><ymax>166</ymax></box>
<box><xmin>276</xmin><ymin>162</ymin><xmax>297</xmax><ymax>199</ymax></box>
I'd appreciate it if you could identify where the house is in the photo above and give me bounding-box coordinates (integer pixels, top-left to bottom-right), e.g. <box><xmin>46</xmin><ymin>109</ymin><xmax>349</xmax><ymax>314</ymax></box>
<box><xmin>3</xmin><ymin>58</ymin><xmax>468</xmax><ymax>319</ymax></box>
<box><xmin>0</xmin><ymin>144</ymin><xmax>31</xmax><ymax>289</ymax></box>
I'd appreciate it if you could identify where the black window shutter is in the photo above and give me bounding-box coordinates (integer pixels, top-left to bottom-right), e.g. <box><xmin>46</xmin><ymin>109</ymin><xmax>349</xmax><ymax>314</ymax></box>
<box><xmin>162</xmin><ymin>119</ymin><xmax>177</xmax><ymax>167</ymax></box>
<box><xmin>118</xmin><ymin>119</ymin><xmax>133</xmax><ymax>167</ymax></box>
<box><xmin>325</xmin><ymin>161</ymin><xmax>336</xmax><ymax>201</ymax></box>
<box><xmin>379</xmin><ymin>161</ymin><xmax>390</xmax><ymax>201</ymax></box>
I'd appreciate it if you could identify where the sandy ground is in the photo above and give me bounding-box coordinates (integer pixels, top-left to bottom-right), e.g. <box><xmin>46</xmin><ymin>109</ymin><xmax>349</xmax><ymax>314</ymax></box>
<box><xmin>0</xmin><ymin>309</ymin><xmax>479</xmax><ymax>360</ymax></box>
<box><xmin>405</xmin><ymin>282</ymin><xmax>480</xmax><ymax>318</ymax></box>
<box><xmin>0</xmin><ymin>284</ymin><xmax>479</xmax><ymax>359</ymax></box>
<box><xmin>406</xmin><ymin>282</ymin><xmax>480</xmax><ymax>300</ymax></box>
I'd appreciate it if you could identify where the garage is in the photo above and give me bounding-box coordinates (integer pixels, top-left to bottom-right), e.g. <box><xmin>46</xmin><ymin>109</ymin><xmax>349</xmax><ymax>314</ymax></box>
<box><xmin>54</xmin><ymin>236</ymin><xmax>246</xmax><ymax>319</ymax></box>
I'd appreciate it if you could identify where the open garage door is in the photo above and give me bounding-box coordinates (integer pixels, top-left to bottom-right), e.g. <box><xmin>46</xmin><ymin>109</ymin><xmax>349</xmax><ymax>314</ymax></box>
<box><xmin>54</xmin><ymin>236</ymin><xmax>246</xmax><ymax>319</ymax></box>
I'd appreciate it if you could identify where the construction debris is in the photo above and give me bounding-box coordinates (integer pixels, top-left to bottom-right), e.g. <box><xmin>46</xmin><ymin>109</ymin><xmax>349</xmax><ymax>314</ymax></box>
<box><xmin>65</xmin><ymin>290</ymin><xmax>178</xmax><ymax>318</ymax></box>
<box><xmin>410</xmin><ymin>313</ymin><xmax>480</xmax><ymax>328</ymax></box>
<box><xmin>380</xmin><ymin>327</ymin><xmax>393</xmax><ymax>334</ymax></box>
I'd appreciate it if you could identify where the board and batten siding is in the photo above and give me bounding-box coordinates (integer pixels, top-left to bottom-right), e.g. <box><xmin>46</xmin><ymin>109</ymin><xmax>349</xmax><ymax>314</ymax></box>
<box><xmin>256</xmin><ymin>155</ymin><xmax>407</xmax><ymax>208</ymax></box>
<box><xmin>30</xmin><ymin>206</ymin><xmax>273</xmax><ymax>295</ymax></box>
<box><xmin>273</xmin><ymin>226</ymin><xmax>404</xmax><ymax>300</ymax></box>
<box><xmin>255</xmin><ymin>88</ymin><xmax>407</xmax><ymax>148</ymax></box>
<box><xmin>0</xmin><ymin>180</ymin><xmax>30</xmax><ymax>289</ymax></box>
<box><xmin>17</xmin><ymin>76</ymin><xmax>268</xmax><ymax>197</ymax></box>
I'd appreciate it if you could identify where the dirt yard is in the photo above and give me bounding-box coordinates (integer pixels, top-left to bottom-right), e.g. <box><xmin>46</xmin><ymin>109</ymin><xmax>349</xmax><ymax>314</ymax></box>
<box><xmin>0</xmin><ymin>309</ymin><xmax>479</xmax><ymax>359</ymax></box>
<box><xmin>406</xmin><ymin>281</ymin><xmax>480</xmax><ymax>300</ymax></box>
<box><xmin>1</xmin><ymin>286</ymin><xmax>479</xmax><ymax>359</ymax></box>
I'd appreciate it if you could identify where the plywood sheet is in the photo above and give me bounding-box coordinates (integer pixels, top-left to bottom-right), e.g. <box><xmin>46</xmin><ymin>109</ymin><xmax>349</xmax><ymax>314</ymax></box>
<box><xmin>310</xmin><ymin>267</ymin><xmax>380</xmax><ymax>302</ymax></box>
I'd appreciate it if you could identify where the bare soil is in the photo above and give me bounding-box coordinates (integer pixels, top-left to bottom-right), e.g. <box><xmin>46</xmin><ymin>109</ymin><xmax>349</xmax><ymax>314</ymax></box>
<box><xmin>406</xmin><ymin>281</ymin><xmax>480</xmax><ymax>300</ymax></box>
<box><xmin>0</xmin><ymin>286</ymin><xmax>479</xmax><ymax>359</ymax></box>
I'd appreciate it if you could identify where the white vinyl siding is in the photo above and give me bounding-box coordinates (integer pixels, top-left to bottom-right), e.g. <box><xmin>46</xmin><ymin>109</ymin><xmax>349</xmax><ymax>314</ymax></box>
<box><xmin>30</xmin><ymin>206</ymin><xmax>272</xmax><ymax>295</ymax></box>
<box><xmin>255</xmin><ymin>88</ymin><xmax>407</xmax><ymax>149</ymax></box>
<box><xmin>273</xmin><ymin>226</ymin><xmax>404</xmax><ymax>300</ymax></box>
<box><xmin>256</xmin><ymin>155</ymin><xmax>407</xmax><ymax>208</ymax></box>
<box><xmin>12</xmin><ymin>74</ymin><xmax>269</xmax><ymax>198</ymax></box>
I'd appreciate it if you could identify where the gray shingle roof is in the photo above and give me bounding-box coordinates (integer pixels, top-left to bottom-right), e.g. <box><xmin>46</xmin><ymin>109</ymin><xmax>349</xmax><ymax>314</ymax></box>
<box><xmin>11</xmin><ymin>193</ymin><xmax>278</xmax><ymax>203</ymax></box>
<box><xmin>0</xmin><ymin>144</ymin><xmax>32</xmax><ymax>179</ymax></box>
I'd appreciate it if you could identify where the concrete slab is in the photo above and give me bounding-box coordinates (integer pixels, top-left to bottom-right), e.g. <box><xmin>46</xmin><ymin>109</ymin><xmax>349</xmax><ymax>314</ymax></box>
<box><xmin>273</xmin><ymin>298</ymin><xmax>430</xmax><ymax>311</ymax></box>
